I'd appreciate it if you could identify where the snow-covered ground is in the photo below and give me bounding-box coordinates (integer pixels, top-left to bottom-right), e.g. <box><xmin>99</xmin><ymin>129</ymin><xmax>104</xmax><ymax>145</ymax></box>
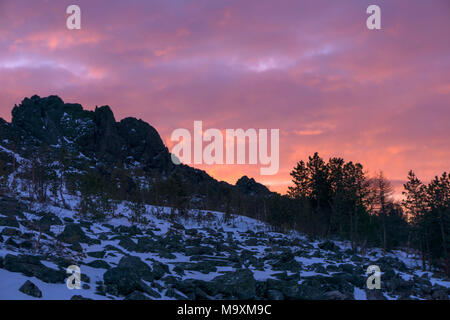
<box><xmin>0</xmin><ymin>194</ymin><xmax>449</xmax><ymax>300</ymax></box>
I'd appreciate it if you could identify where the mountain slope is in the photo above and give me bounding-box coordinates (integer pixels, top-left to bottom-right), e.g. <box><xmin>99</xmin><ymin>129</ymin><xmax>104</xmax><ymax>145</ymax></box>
<box><xmin>0</xmin><ymin>95</ymin><xmax>449</xmax><ymax>300</ymax></box>
<box><xmin>0</xmin><ymin>95</ymin><xmax>273</xmax><ymax>213</ymax></box>
<box><xmin>1</xmin><ymin>194</ymin><xmax>449</xmax><ymax>300</ymax></box>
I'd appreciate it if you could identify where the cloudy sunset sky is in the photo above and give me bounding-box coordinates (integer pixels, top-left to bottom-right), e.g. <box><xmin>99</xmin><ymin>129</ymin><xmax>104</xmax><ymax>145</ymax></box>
<box><xmin>0</xmin><ymin>0</ymin><xmax>449</xmax><ymax>195</ymax></box>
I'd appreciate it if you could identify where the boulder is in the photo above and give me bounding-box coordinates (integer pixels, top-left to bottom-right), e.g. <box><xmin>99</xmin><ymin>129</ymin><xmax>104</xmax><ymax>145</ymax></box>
<box><xmin>5</xmin><ymin>237</ymin><xmax>19</xmax><ymax>248</ymax></box>
<box><xmin>19</xmin><ymin>280</ymin><xmax>42</xmax><ymax>298</ymax></box>
<box><xmin>116</xmin><ymin>236</ymin><xmax>139</xmax><ymax>252</ymax></box>
<box><xmin>365</xmin><ymin>289</ymin><xmax>387</xmax><ymax>300</ymax></box>
<box><xmin>387</xmin><ymin>276</ymin><xmax>414</xmax><ymax>296</ymax></box>
<box><xmin>117</xmin><ymin>255</ymin><xmax>153</xmax><ymax>281</ymax></box>
<box><xmin>0</xmin><ymin>216</ymin><xmax>19</xmax><ymax>228</ymax></box>
<box><xmin>318</xmin><ymin>240</ymin><xmax>338</xmax><ymax>252</ymax></box>
<box><xmin>151</xmin><ymin>261</ymin><xmax>169</xmax><ymax>279</ymax></box>
<box><xmin>211</xmin><ymin>269</ymin><xmax>256</xmax><ymax>299</ymax></box>
<box><xmin>374</xmin><ymin>256</ymin><xmax>408</xmax><ymax>272</ymax></box>
<box><xmin>57</xmin><ymin>223</ymin><xmax>99</xmax><ymax>245</ymax></box>
<box><xmin>71</xmin><ymin>295</ymin><xmax>93</xmax><ymax>300</ymax></box>
<box><xmin>136</xmin><ymin>237</ymin><xmax>158</xmax><ymax>253</ymax></box>
<box><xmin>87</xmin><ymin>260</ymin><xmax>111</xmax><ymax>269</ymax></box>
<box><xmin>323</xmin><ymin>290</ymin><xmax>348</xmax><ymax>300</ymax></box>
<box><xmin>339</xmin><ymin>263</ymin><xmax>355</xmax><ymax>274</ymax></box>
<box><xmin>0</xmin><ymin>196</ymin><xmax>26</xmax><ymax>219</ymax></box>
<box><xmin>3</xmin><ymin>254</ymin><xmax>65</xmax><ymax>283</ymax></box>
<box><xmin>87</xmin><ymin>251</ymin><xmax>106</xmax><ymax>259</ymax></box>
<box><xmin>125</xmin><ymin>291</ymin><xmax>151</xmax><ymax>300</ymax></box>
<box><xmin>302</xmin><ymin>274</ymin><xmax>354</xmax><ymax>299</ymax></box>
<box><xmin>37</xmin><ymin>214</ymin><xmax>62</xmax><ymax>233</ymax></box>
<box><xmin>266</xmin><ymin>289</ymin><xmax>284</xmax><ymax>300</ymax></box>
<box><xmin>431</xmin><ymin>286</ymin><xmax>449</xmax><ymax>300</ymax></box>
<box><xmin>1</xmin><ymin>227</ymin><xmax>22</xmax><ymax>236</ymax></box>
<box><xmin>115</xmin><ymin>225</ymin><xmax>142</xmax><ymax>236</ymax></box>
<box><xmin>103</xmin><ymin>267</ymin><xmax>143</xmax><ymax>296</ymax></box>
<box><xmin>70</xmin><ymin>243</ymin><xmax>83</xmax><ymax>252</ymax></box>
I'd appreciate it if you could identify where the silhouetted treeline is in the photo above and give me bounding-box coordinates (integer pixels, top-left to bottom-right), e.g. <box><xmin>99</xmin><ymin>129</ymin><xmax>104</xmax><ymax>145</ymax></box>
<box><xmin>403</xmin><ymin>170</ymin><xmax>449</xmax><ymax>275</ymax></box>
<box><xmin>276</xmin><ymin>153</ymin><xmax>448</xmax><ymax>275</ymax></box>
<box><xmin>280</xmin><ymin>153</ymin><xmax>410</xmax><ymax>253</ymax></box>
<box><xmin>0</xmin><ymin>147</ymin><xmax>448</xmax><ymax>275</ymax></box>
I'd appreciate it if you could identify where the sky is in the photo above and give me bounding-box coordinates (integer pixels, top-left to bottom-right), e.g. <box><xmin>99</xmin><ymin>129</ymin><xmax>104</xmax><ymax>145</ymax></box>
<box><xmin>0</xmin><ymin>0</ymin><xmax>449</xmax><ymax>196</ymax></box>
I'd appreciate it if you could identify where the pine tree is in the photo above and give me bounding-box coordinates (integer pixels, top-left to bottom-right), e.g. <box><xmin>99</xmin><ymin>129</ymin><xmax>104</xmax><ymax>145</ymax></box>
<box><xmin>402</xmin><ymin>171</ymin><xmax>428</xmax><ymax>266</ymax></box>
<box><xmin>287</xmin><ymin>160</ymin><xmax>309</xmax><ymax>199</ymax></box>
<box><xmin>427</xmin><ymin>172</ymin><xmax>449</xmax><ymax>274</ymax></box>
<box><xmin>369</xmin><ymin>171</ymin><xmax>394</xmax><ymax>252</ymax></box>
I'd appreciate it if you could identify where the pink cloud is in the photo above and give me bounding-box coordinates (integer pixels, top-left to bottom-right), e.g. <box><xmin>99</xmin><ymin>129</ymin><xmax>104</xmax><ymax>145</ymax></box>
<box><xmin>0</xmin><ymin>0</ymin><xmax>449</xmax><ymax>196</ymax></box>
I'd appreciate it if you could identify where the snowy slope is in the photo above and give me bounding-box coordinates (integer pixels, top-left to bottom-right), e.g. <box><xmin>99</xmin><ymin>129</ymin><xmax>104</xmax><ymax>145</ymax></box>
<box><xmin>0</xmin><ymin>194</ymin><xmax>449</xmax><ymax>300</ymax></box>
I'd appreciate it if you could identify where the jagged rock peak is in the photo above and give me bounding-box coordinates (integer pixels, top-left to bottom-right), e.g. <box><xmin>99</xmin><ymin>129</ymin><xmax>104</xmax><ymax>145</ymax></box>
<box><xmin>4</xmin><ymin>95</ymin><xmax>170</xmax><ymax>169</ymax></box>
<box><xmin>236</xmin><ymin>175</ymin><xmax>271</xmax><ymax>195</ymax></box>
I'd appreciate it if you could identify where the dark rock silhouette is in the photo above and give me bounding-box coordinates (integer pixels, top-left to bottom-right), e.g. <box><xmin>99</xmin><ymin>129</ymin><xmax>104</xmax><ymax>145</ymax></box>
<box><xmin>0</xmin><ymin>95</ymin><xmax>274</xmax><ymax>213</ymax></box>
